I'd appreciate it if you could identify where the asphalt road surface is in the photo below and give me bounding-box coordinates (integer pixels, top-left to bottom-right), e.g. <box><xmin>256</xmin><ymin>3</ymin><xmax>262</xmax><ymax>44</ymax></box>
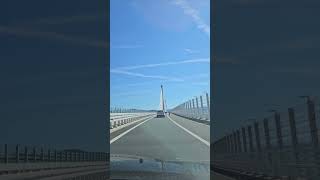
<box><xmin>110</xmin><ymin>114</ymin><xmax>236</xmax><ymax>179</ymax></box>
<box><xmin>110</xmin><ymin>114</ymin><xmax>209</xmax><ymax>162</ymax></box>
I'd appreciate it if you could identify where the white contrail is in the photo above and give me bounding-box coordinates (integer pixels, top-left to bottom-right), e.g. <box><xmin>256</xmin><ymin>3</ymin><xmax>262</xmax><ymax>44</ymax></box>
<box><xmin>110</xmin><ymin>69</ymin><xmax>184</xmax><ymax>82</ymax></box>
<box><xmin>172</xmin><ymin>0</ymin><xmax>210</xmax><ymax>37</ymax></box>
<box><xmin>112</xmin><ymin>58</ymin><xmax>209</xmax><ymax>70</ymax></box>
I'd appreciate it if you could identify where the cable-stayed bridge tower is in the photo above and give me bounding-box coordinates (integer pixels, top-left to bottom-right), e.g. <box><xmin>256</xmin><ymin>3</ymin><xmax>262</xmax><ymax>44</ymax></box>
<box><xmin>159</xmin><ymin>85</ymin><xmax>165</xmax><ymax>112</ymax></box>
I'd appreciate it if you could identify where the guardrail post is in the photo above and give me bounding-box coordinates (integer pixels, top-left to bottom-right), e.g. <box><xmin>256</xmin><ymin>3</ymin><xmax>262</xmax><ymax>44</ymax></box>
<box><xmin>307</xmin><ymin>99</ymin><xmax>318</xmax><ymax>148</ymax></box>
<box><xmin>33</xmin><ymin>147</ymin><xmax>36</xmax><ymax>162</ymax></box>
<box><xmin>263</xmin><ymin>118</ymin><xmax>273</xmax><ymax>173</ymax></box>
<box><xmin>16</xmin><ymin>144</ymin><xmax>19</xmax><ymax>163</ymax></box>
<box><xmin>225</xmin><ymin>135</ymin><xmax>230</xmax><ymax>153</ymax></box>
<box><xmin>230</xmin><ymin>134</ymin><xmax>234</xmax><ymax>153</ymax></box>
<box><xmin>264</xmin><ymin>118</ymin><xmax>271</xmax><ymax>149</ymax></box>
<box><xmin>192</xmin><ymin>99</ymin><xmax>195</xmax><ymax>118</ymax></box>
<box><xmin>65</xmin><ymin>151</ymin><xmax>68</xmax><ymax>161</ymax></box>
<box><xmin>254</xmin><ymin>122</ymin><xmax>263</xmax><ymax>172</ymax></box>
<box><xmin>41</xmin><ymin>148</ymin><xmax>44</xmax><ymax>161</ymax></box>
<box><xmin>288</xmin><ymin>108</ymin><xmax>298</xmax><ymax>148</ymax></box>
<box><xmin>224</xmin><ymin>137</ymin><xmax>228</xmax><ymax>154</ymax></box>
<box><xmin>233</xmin><ymin>131</ymin><xmax>238</xmax><ymax>153</ymax></box>
<box><xmin>254</xmin><ymin>122</ymin><xmax>261</xmax><ymax>152</ymax></box>
<box><xmin>4</xmin><ymin>144</ymin><xmax>8</xmax><ymax>163</ymax></box>
<box><xmin>227</xmin><ymin>134</ymin><xmax>231</xmax><ymax>153</ymax></box>
<box><xmin>187</xmin><ymin>101</ymin><xmax>190</xmax><ymax>117</ymax></box>
<box><xmin>200</xmin><ymin>95</ymin><xmax>204</xmax><ymax>118</ymax></box>
<box><xmin>215</xmin><ymin>137</ymin><xmax>221</xmax><ymax>153</ymax></box>
<box><xmin>48</xmin><ymin>149</ymin><xmax>51</xmax><ymax>162</ymax></box>
<box><xmin>24</xmin><ymin>146</ymin><xmax>28</xmax><ymax>163</ymax></box>
<box><xmin>190</xmin><ymin>100</ymin><xmax>193</xmax><ymax>117</ymax></box>
<box><xmin>185</xmin><ymin>102</ymin><xmax>188</xmax><ymax>115</ymax></box>
<box><xmin>248</xmin><ymin>125</ymin><xmax>254</xmax><ymax>152</ymax></box>
<box><xmin>206</xmin><ymin>93</ymin><xmax>210</xmax><ymax>119</ymax></box>
<box><xmin>196</xmin><ymin>96</ymin><xmax>199</xmax><ymax>118</ymax></box>
<box><xmin>274</xmin><ymin>112</ymin><xmax>283</xmax><ymax>149</ymax></box>
<box><xmin>242</xmin><ymin>127</ymin><xmax>247</xmax><ymax>152</ymax></box>
<box><xmin>185</xmin><ymin>100</ymin><xmax>188</xmax><ymax>117</ymax></box>
<box><xmin>237</xmin><ymin>130</ymin><xmax>242</xmax><ymax>152</ymax></box>
<box><xmin>59</xmin><ymin>151</ymin><xmax>62</xmax><ymax>161</ymax></box>
<box><xmin>54</xmin><ymin>150</ymin><xmax>57</xmax><ymax>162</ymax></box>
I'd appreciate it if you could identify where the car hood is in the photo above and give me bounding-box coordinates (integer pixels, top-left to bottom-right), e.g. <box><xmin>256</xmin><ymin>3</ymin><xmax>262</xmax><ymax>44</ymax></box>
<box><xmin>110</xmin><ymin>154</ymin><xmax>210</xmax><ymax>179</ymax></box>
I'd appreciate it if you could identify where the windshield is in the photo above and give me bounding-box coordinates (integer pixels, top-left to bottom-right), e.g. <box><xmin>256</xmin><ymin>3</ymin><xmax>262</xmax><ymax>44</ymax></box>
<box><xmin>110</xmin><ymin>0</ymin><xmax>210</xmax><ymax>179</ymax></box>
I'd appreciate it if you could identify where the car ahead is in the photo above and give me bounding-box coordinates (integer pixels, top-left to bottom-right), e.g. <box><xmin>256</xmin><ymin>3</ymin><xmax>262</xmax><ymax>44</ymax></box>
<box><xmin>156</xmin><ymin>110</ymin><xmax>165</xmax><ymax>118</ymax></box>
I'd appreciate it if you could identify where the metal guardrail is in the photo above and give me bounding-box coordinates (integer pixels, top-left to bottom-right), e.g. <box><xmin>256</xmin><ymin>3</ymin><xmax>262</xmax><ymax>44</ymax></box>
<box><xmin>109</xmin><ymin>113</ymin><xmax>155</xmax><ymax>129</ymax></box>
<box><xmin>0</xmin><ymin>144</ymin><xmax>108</xmax><ymax>164</ymax></box>
<box><xmin>212</xmin><ymin>96</ymin><xmax>320</xmax><ymax>180</ymax></box>
<box><xmin>170</xmin><ymin>92</ymin><xmax>210</xmax><ymax>122</ymax></box>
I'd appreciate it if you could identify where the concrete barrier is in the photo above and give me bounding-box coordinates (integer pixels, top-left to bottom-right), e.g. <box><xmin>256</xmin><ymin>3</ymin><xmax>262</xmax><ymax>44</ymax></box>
<box><xmin>109</xmin><ymin>113</ymin><xmax>155</xmax><ymax>131</ymax></box>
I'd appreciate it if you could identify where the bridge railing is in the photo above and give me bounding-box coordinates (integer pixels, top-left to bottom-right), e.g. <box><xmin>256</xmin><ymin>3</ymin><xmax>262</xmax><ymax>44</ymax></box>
<box><xmin>109</xmin><ymin>113</ymin><xmax>155</xmax><ymax>129</ymax></box>
<box><xmin>170</xmin><ymin>92</ymin><xmax>210</xmax><ymax>122</ymax></box>
<box><xmin>0</xmin><ymin>144</ymin><xmax>108</xmax><ymax>164</ymax></box>
<box><xmin>212</xmin><ymin>96</ymin><xmax>320</xmax><ymax>179</ymax></box>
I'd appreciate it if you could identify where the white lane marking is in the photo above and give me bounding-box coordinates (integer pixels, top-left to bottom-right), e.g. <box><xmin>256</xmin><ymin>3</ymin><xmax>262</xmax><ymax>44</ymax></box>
<box><xmin>110</xmin><ymin>116</ymin><xmax>154</xmax><ymax>144</ymax></box>
<box><xmin>167</xmin><ymin>115</ymin><xmax>210</xmax><ymax>147</ymax></box>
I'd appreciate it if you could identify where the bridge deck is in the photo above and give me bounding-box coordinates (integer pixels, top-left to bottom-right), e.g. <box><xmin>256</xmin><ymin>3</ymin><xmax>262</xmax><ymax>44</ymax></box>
<box><xmin>110</xmin><ymin>115</ymin><xmax>209</xmax><ymax>162</ymax></box>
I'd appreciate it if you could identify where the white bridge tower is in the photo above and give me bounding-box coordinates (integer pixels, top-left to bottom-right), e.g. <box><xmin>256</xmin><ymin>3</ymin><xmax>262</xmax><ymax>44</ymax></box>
<box><xmin>159</xmin><ymin>85</ymin><xmax>165</xmax><ymax>112</ymax></box>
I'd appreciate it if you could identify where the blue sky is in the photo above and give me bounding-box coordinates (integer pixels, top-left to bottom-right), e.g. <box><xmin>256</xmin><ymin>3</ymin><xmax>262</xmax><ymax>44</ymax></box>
<box><xmin>110</xmin><ymin>0</ymin><xmax>210</xmax><ymax>110</ymax></box>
